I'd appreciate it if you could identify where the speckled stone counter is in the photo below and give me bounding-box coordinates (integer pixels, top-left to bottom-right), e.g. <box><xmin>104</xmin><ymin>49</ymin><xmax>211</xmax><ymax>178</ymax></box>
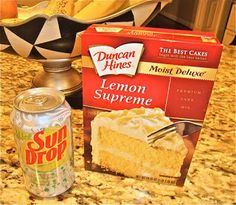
<box><xmin>0</xmin><ymin>46</ymin><xmax>235</xmax><ymax>205</ymax></box>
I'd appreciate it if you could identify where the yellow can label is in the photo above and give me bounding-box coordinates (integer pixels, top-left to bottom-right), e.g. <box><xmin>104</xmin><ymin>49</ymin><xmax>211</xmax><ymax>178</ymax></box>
<box><xmin>18</xmin><ymin>125</ymin><xmax>71</xmax><ymax>172</ymax></box>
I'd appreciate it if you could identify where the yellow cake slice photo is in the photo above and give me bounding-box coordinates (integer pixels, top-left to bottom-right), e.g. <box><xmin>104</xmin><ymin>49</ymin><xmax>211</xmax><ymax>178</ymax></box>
<box><xmin>90</xmin><ymin>107</ymin><xmax>188</xmax><ymax>184</ymax></box>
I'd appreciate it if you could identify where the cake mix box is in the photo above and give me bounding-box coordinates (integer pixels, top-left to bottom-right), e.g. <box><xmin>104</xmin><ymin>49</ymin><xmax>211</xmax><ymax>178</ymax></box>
<box><xmin>81</xmin><ymin>24</ymin><xmax>222</xmax><ymax>186</ymax></box>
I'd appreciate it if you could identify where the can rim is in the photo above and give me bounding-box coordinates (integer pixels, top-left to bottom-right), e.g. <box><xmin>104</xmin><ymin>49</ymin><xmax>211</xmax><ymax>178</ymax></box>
<box><xmin>13</xmin><ymin>87</ymin><xmax>65</xmax><ymax>113</ymax></box>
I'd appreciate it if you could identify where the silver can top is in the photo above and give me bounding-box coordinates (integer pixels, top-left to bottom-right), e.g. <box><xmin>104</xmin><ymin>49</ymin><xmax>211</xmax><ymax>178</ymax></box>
<box><xmin>14</xmin><ymin>87</ymin><xmax>65</xmax><ymax>113</ymax></box>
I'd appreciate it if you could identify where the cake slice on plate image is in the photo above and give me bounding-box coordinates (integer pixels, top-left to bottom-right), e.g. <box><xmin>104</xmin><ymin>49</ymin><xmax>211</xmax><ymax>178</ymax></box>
<box><xmin>90</xmin><ymin>107</ymin><xmax>189</xmax><ymax>184</ymax></box>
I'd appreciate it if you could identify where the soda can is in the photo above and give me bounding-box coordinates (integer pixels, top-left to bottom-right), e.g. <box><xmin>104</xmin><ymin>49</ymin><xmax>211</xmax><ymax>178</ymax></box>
<box><xmin>10</xmin><ymin>87</ymin><xmax>74</xmax><ymax>197</ymax></box>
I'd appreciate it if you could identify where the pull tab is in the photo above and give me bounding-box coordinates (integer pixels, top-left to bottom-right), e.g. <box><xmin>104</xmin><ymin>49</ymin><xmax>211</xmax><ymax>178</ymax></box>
<box><xmin>23</xmin><ymin>95</ymin><xmax>48</xmax><ymax>105</ymax></box>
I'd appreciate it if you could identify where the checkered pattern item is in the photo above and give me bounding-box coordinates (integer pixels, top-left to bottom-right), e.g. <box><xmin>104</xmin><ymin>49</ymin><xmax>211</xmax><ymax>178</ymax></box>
<box><xmin>0</xmin><ymin>3</ymin><xmax>160</xmax><ymax>60</ymax></box>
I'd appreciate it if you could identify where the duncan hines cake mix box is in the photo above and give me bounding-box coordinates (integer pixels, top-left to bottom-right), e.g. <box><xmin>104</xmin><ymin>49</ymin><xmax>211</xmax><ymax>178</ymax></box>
<box><xmin>81</xmin><ymin>24</ymin><xmax>222</xmax><ymax>186</ymax></box>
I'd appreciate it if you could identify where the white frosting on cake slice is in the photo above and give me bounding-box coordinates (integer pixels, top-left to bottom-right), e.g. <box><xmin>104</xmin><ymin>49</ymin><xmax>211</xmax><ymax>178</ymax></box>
<box><xmin>92</xmin><ymin>107</ymin><xmax>170</xmax><ymax>141</ymax></box>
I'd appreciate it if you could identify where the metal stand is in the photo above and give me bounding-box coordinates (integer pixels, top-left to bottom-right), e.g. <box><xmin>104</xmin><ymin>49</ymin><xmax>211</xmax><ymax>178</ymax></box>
<box><xmin>32</xmin><ymin>59</ymin><xmax>82</xmax><ymax>95</ymax></box>
<box><xmin>32</xmin><ymin>59</ymin><xmax>83</xmax><ymax>108</ymax></box>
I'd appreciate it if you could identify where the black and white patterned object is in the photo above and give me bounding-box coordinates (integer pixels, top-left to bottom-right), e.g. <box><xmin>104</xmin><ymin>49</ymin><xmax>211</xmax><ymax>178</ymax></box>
<box><xmin>0</xmin><ymin>2</ymin><xmax>161</xmax><ymax>60</ymax></box>
<box><xmin>0</xmin><ymin>16</ymin><xmax>88</xmax><ymax>59</ymax></box>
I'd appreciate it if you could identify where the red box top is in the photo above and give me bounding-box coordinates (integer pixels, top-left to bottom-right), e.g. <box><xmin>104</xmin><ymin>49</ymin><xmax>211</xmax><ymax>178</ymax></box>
<box><xmin>82</xmin><ymin>24</ymin><xmax>222</xmax><ymax>68</ymax></box>
<box><xmin>83</xmin><ymin>24</ymin><xmax>221</xmax><ymax>45</ymax></box>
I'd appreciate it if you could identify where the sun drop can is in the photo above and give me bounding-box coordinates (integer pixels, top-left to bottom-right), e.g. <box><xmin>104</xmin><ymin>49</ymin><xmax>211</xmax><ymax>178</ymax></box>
<box><xmin>11</xmin><ymin>87</ymin><xmax>74</xmax><ymax>197</ymax></box>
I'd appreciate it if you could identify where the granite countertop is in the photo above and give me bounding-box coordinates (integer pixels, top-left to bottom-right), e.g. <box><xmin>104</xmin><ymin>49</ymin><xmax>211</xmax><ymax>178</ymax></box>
<box><xmin>0</xmin><ymin>46</ymin><xmax>235</xmax><ymax>205</ymax></box>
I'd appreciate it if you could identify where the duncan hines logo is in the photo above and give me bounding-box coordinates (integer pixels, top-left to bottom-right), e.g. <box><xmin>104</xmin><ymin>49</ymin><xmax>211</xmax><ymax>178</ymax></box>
<box><xmin>89</xmin><ymin>43</ymin><xmax>144</xmax><ymax>77</ymax></box>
